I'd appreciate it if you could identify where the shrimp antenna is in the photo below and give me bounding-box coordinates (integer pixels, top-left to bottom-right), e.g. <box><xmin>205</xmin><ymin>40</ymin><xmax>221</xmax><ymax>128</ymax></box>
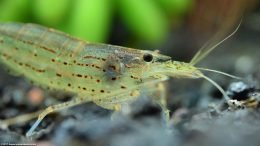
<box><xmin>197</xmin><ymin>67</ymin><xmax>242</xmax><ymax>80</ymax></box>
<box><xmin>190</xmin><ymin>19</ymin><xmax>242</xmax><ymax>65</ymax></box>
<box><xmin>199</xmin><ymin>74</ymin><xmax>229</xmax><ymax>101</ymax></box>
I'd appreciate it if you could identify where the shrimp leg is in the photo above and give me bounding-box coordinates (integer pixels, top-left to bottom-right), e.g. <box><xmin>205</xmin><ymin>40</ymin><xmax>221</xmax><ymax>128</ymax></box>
<box><xmin>26</xmin><ymin>97</ymin><xmax>90</xmax><ymax>137</ymax></box>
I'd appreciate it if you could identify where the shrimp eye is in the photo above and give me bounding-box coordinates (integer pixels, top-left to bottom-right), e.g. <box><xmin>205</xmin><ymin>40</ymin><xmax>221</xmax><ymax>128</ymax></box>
<box><xmin>143</xmin><ymin>53</ymin><xmax>153</xmax><ymax>62</ymax></box>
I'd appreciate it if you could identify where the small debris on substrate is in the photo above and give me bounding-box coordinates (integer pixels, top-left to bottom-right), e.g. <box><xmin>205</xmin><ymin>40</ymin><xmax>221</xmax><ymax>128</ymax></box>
<box><xmin>185</xmin><ymin>80</ymin><xmax>260</xmax><ymax>146</ymax></box>
<box><xmin>226</xmin><ymin>81</ymin><xmax>260</xmax><ymax>109</ymax></box>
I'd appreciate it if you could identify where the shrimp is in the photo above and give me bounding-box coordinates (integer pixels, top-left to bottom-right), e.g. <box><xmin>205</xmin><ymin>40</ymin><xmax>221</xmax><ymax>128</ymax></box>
<box><xmin>0</xmin><ymin>22</ymin><xmax>240</xmax><ymax>136</ymax></box>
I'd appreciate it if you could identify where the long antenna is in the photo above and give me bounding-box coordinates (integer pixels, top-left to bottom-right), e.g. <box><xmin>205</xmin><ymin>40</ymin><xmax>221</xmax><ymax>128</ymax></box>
<box><xmin>197</xmin><ymin>67</ymin><xmax>242</xmax><ymax>79</ymax></box>
<box><xmin>190</xmin><ymin>19</ymin><xmax>242</xmax><ymax>65</ymax></box>
<box><xmin>199</xmin><ymin>73</ymin><xmax>230</xmax><ymax>101</ymax></box>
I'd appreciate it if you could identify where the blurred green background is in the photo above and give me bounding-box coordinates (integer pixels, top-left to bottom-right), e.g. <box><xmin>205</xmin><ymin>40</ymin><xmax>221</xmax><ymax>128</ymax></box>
<box><xmin>0</xmin><ymin>0</ymin><xmax>258</xmax><ymax>61</ymax></box>
<box><xmin>0</xmin><ymin>0</ymin><xmax>193</xmax><ymax>45</ymax></box>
